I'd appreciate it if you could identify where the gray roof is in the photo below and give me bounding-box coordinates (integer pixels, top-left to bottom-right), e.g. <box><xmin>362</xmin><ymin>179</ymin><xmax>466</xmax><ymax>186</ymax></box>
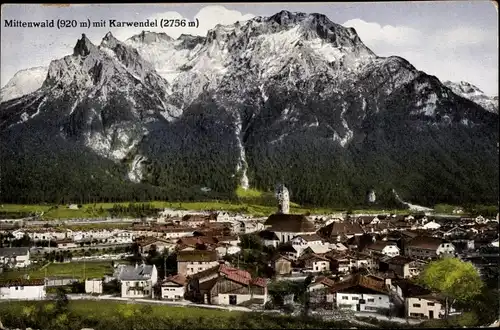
<box><xmin>118</xmin><ymin>264</ymin><xmax>155</xmax><ymax>281</ymax></box>
<box><xmin>0</xmin><ymin>247</ymin><xmax>29</xmax><ymax>257</ymax></box>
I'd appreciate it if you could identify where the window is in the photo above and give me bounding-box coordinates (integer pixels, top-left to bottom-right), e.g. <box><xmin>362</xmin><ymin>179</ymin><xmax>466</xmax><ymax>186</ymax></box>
<box><xmin>413</xmin><ymin>304</ymin><xmax>421</xmax><ymax>308</ymax></box>
<box><xmin>351</xmin><ymin>296</ymin><xmax>359</xmax><ymax>300</ymax></box>
<box><xmin>367</xmin><ymin>298</ymin><xmax>374</xmax><ymax>302</ymax></box>
<box><xmin>427</xmin><ymin>302</ymin><xmax>435</xmax><ymax>306</ymax></box>
<box><xmin>342</xmin><ymin>296</ymin><xmax>349</xmax><ymax>300</ymax></box>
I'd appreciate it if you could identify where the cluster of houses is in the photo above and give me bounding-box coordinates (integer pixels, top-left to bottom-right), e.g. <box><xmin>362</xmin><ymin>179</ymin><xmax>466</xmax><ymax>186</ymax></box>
<box><xmin>0</xmin><ymin>207</ymin><xmax>498</xmax><ymax>320</ymax></box>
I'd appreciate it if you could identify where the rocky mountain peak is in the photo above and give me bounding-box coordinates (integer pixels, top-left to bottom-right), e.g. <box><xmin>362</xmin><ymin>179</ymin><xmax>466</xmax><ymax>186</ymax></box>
<box><xmin>73</xmin><ymin>33</ymin><xmax>98</xmax><ymax>56</ymax></box>
<box><xmin>128</xmin><ymin>30</ymin><xmax>174</xmax><ymax>44</ymax></box>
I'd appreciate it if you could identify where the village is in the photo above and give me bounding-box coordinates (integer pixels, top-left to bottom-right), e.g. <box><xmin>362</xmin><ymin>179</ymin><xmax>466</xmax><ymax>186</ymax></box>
<box><xmin>0</xmin><ymin>188</ymin><xmax>498</xmax><ymax>327</ymax></box>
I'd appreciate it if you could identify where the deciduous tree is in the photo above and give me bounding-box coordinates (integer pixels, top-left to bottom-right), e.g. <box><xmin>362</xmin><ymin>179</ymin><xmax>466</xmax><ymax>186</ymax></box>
<box><xmin>418</xmin><ymin>257</ymin><xmax>483</xmax><ymax>317</ymax></box>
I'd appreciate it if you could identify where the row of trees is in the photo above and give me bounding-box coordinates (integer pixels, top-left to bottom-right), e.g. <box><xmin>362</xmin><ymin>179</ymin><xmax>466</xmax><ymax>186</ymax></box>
<box><xmin>109</xmin><ymin>203</ymin><xmax>163</xmax><ymax>218</ymax></box>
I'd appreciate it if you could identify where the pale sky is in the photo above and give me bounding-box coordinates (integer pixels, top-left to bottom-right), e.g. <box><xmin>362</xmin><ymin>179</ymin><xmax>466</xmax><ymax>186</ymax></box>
<box><xmin>1</xmin><ymin>2</ymin><xmax>498</xmax><ymax>95</ymax></box>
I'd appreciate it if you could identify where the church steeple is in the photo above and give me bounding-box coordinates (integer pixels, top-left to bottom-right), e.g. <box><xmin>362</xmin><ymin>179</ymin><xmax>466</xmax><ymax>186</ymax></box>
<box><xmin>275</xmin><ymin>183</ymin><xmax>290</xmax><ymax>214</ymax></box>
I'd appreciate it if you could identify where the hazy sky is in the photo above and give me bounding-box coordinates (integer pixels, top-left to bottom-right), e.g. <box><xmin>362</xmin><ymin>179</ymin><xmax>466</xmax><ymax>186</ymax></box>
<box><xmin>1</xmin><ymin>2</ymin><xmax>498</xmax><ymax>95</ymax></box>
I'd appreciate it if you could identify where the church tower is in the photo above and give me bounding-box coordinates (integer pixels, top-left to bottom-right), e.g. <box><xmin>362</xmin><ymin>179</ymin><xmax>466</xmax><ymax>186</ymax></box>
<box><xmin>275</xmin><ymin>184</ymin><xmax>290</xmax><ymax>214</ymax></box>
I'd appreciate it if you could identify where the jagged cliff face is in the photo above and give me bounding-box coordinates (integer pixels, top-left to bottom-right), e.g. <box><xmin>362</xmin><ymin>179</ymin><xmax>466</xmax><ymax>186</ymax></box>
<box><xmin>1</xmin><ymin>11</ymin><xmax>498</xmax><ymax>206</ymax></box>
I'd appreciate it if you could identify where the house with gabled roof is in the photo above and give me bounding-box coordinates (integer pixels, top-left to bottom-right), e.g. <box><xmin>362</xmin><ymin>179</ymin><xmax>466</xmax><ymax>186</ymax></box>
<box><xmin>405</xmin><ymin>236</ymin><xmax>455</xmax><ymax>260</ymax></box>
<box><xmin>291</xmin><ymin>233</ymin><xmax>324</xmax><ymax>250</ymax></box>
<box><xmin>258</xmin><ymin>230</ymin><xmax>280</xmax><ymax>248</ymax></box>
<box><xmin>300</xmin><ymin>244</ymin><xmax>332</xmax><ymax>257</ymax></box>
<box><xmin>269</xmin><ymin>254</ymin><xmax>292</xmax><ymax>275</ymax></box>
<box><xmin>307</xmin><ymin>276</ymin><xmax>338</xmax><ymax>306</ymax></box>
<box><xmin>117</xmin><ymin>263</ymin><xmax>158</xmax><ymax>298</ymax></box>
<box><xmin>380</xmin><ymin>255</ymin><xmax>426</xmax><ymax>279</ymax></box>
<box><xmin>161</xmin><ymin>274</ymin><xmax>187</xmax><ymax>301</ymax></box>
<box><xmin>328</xmin><ymin>274</ymin><xmax>393</xmax><ymax>313</ymax></box>
<box><xmin>185</xmin><ymin>264</ymin><xmax>267</xmax><ymax>306</ymax></box>
<box><xmin>299</xmin><ymin>253</ymin><xmax>330</xmax><ymax>273</ymax></box>
<box><xmin>0</xmin><ymin>247</ymin><xmax>30</xmax><ymax>268</ymax></box>
<box><xmin>177</xmin><ymin>250</ymin><xmax>219</xmax><ymax>277</ymax></box>
<box><xmin>392</xmin><ymin>279</ymin><xmax>447</xmax><ymax>319</ymax></box>
<box><xmin>317</xmin><ymin>221</ymin><xmax>365</xmax><ymax>242</ymax></box>
<box><xmin>363</xmin><ymin>241</ymin><xmax>400</xmax><ymax>257</ymax></box>
<box><xmin>137</xmin><ymin>237</ymin><xmax>174</xmax><ymax>255</ymax></box>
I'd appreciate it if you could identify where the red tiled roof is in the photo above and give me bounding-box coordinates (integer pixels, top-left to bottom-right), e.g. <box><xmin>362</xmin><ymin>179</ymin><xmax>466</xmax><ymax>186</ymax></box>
<box><xmin>251</xmin><ymin>277</ymin><xmax>267</xmax><ymax>288</ymax></box>
<box><xmin>315</xmin><ymin>276</ymin><xmax>336</xmax><ymax>288</ymax></box>
<box><xmin>328</xmin><ymin>274</ymin><xmax>388</xmax><ymax>294</ymax></box>
<box><xmin>220</xmin><ymin>264</ymin><xmax>252</xmax><ymax>286</ymax></box>
<box><xmin>163</xmin><ymin>274</ymin><xmax>187</xmax><ymax>286</ymax></box>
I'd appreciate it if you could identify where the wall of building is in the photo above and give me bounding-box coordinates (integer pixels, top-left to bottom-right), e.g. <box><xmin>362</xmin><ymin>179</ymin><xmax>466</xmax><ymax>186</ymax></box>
<box><xmin>335</xmin><ymin>292</ymin><xmax>391</xmax><ymax>312</ymax></box>
<box><xmin>161</xmin><ymin>286</ymin><xmax>185</xmax><ymax>300</ymax></box>
<box><xmin>312</xmin><ymin>261</ymin><xmax>330</xmax><ymax>272</ymax></box>
<box><xmin>85</xmin><ymin>280</ymin><xmax>103</xmax><ymax>294</ymax></box>
<box><xmin>178</xmin><ymin>261</ymin><xmax>219</xmax><ymax>276</ymax></box>
<box><xmin>406</xmin><ymin>297</ymin><xmax>444</xmax><ymax>319</ymax></box>
<box><xmin>436</xmin><ymin>243</ymin><xmax>455</xmax><ymax>256</ymax></box>
<box><xmin>121</xmin><ymin>280</ymin><xmax>153</xmax><ymax>298</ymax></box>
<box><xmin>0</xmin><ymin>285</ymin><xmax>46</xmax><ymax>300</ymax></box>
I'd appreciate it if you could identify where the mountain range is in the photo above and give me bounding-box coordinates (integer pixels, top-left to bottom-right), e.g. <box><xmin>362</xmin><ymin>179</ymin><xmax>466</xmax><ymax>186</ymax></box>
<box><xmin>1</xmin><ymin>10</ymin><xmax>498</xmax><ymax>207</ymax></box>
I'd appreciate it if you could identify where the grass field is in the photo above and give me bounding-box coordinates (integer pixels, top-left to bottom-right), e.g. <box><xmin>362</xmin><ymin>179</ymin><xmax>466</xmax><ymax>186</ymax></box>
<box><xmin>1</xmin><ymin>186</ymin><xmax>414</xmax><ymax>219</ymax></box>
<box><xmin>1</xmin><ymin>261</ymin><xmax>114</xmax><ymax>280</ymax></box>
<box><xmin>0</xmin><ymin>300</ymin><xmax>367</xmax><ymax>330</ymax></box>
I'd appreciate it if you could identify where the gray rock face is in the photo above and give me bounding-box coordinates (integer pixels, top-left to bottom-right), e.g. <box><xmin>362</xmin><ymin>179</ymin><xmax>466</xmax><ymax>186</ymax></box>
<box><xmin>0</xmin><ymin>10</ymin><xmax>498</xmax><ymax>206</ymax></box>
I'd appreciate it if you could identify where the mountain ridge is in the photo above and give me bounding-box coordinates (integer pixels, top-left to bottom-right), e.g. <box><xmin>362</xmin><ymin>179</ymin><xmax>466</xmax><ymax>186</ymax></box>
<box><xmin>1</xmin><ymin>11</ymin><xmax>498</xmax><ymax>207</ymax></box>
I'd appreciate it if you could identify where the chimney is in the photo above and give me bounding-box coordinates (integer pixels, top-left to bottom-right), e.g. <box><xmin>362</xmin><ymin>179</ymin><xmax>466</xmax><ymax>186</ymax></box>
<box><xmin>135</xmin><ymin>263</ymin><xmax>138</xmax><ymax>269</ymax></box>
<box><xmin>385</xmin><ymin>278</ymin><xmax>392</xmax><ymax>287</ymax></box>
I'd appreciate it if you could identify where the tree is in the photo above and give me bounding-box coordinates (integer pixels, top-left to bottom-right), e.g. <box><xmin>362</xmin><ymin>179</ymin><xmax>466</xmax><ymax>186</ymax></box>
<box><xmin>54</xmin><ymin>287</ymin><xmax>69</xmax><ymax>313</ymax></box>
<box><xmin>418</xmin><ymin>257</ymin><xmax>483</xmax><ymax>318</ymax></box>
<box><xmin>302</xmin><ymin>274</ymin><xmax>314</xmax><ymax>317</ymax></box>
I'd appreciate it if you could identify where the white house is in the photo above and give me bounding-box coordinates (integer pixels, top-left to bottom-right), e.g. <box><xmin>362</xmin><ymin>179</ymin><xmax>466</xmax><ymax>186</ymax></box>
<box><xmin>85</xmin><ymin>278</ymin><xmax>103</xmax><ymax>294</ymax></box>
<box><xmin>216</xmin><ymin>244</ymin><xmax>241</xmax><ymax>257</ymax></box>
<box><xmin>391</xmin><ymin>279</ymin><xmax>448</xmax><ymax>319</ymax></box>
<box><xmin>161</xmin><ymin>274</ymin><xmax>186</xmax><ymax>300</ymax></box>
<box><xmin>0</xmin><ymin>247</ymin><xmax>31</xmax><ymax>268</ymax></box>
<box><xmin>162</xmin><ymin>227</ymin><xmax>196</xmax><ymax>240</ymax></box>
<box><xmin>475</xmin><ymin>215</ymin><xmax>487</xmax><ymax>224</ymax></box>
<box><xmin>364</xmin><ymin>242</ymin><xmax>400</xmax><ymax>257</ymax></box>
<box><xmin>302</xmin><ymin>244</ymin><xmax>332</xmax><ymax>256</ymax></box>
<box><xmin>118</xmin><ymin>263</ymin><xmax>158</xmax><ymax>298</ymax></box>
<box><xmin>331</xmin><ymin>275</ymin><xmax>392</xmax><ymax>313</ymax></box>
<box><xmin>291</xmin><ymin>234</ymin><xmax>326</xmax><ymax>255</ymax></box>
<box><xmin>301</xmin><ymin>254</ymin><xmax>330</xmax><ymax>273</ymax></box>
<box><xmin>176</xmin><ymin>250</ymin><xmax>219</xmax><ymax>277</ymax></box>
<box><xmin>0</xmin><ymin>279</ymin><xmax>46</xmax><ymax>300</ymax></box>
<box><xmin>11</xmin><ymin>229</ymin><xmax>27</xmax><ymax>240</ymax></box>
<box><xmin>56</xmin><ymin>239</ymin><xmax>79</xmax><ymax>249</ymax></box>
<box><xmin>422</xmin><ymin>221</ymin><xmax>441</xmax><ymax>230</ymax></box>
<box><xmin>405</xmin><ymin>236</ymin><xmax>455</xmax><ymax>259</ymax></box>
